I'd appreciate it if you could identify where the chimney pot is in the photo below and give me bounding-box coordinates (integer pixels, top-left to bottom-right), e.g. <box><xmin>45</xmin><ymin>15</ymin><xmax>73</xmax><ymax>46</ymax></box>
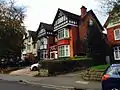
<box><xmin>81</xmin><ymin>6</ymin><xmax>87</xmax><ymax>18</ymax></box>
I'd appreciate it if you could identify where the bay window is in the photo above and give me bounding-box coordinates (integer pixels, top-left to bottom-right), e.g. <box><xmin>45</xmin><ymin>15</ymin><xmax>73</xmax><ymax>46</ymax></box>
<box><xmin>39</xmin><ymin>37</ymin><xmax>47</xmax><ymax>49</ymax></box>
<box><xmin>58</xmin><ymin>28</ymin><xmax>69</xmax><ymax>39</ymax></box>
<box><xmin>59</xmin><ymin>45</ymin><xmax>70</xmax><ymax>57</ymax></box>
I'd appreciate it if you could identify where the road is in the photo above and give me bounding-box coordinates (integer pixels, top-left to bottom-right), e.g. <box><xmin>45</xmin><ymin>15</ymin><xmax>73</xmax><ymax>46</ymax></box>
<box><xmin>0</xmin><ymin>80</ymin><xmax>56</xmax><ymax>90</ymax></box>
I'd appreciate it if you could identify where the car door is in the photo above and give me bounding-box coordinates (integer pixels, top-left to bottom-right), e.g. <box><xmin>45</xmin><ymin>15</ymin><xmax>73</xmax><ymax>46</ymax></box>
<box><xmin>106</xmin><ymin>66</ymin><xmax>120</xmax><ymax>88</ymax></box>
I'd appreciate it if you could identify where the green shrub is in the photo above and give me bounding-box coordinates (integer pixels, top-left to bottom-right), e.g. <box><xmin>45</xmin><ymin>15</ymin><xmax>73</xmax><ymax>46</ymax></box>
<box><xmin>58</xmin><ymin>57</ymin><xmax>71</xmax><ymax>60</ymax></box>
<box><xmin>38</xmin><ymin>58</ymin><xmax>99</xmax><ymax>76</ymax></box>
<box><xmin>71</xmin><ymin>56</ymin><xmax>92</xmax><ymax>60</ymax></box>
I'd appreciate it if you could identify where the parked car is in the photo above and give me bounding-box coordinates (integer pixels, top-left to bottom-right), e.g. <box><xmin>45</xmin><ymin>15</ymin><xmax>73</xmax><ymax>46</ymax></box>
<box><xmin>102</xmin><ymin>64</ymin><xmax>120</xmax><ymax>90</ymax></box>
<box><xmin>30</xmin><ymin>63</ymin><xmax>41</xmax><ymax>71</ymax></box>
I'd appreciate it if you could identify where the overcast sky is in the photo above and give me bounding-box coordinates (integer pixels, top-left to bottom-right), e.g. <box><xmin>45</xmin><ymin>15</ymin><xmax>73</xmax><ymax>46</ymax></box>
<box><xmin>15</xmin><ymin>0</ymin><xmax>107</xmax><ymax>31</ymax></box>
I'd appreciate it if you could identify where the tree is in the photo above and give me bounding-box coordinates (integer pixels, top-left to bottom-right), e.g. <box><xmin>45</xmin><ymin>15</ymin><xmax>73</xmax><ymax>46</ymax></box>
<box><xmin>99</xmin><ymin>0</ymin><xmax>120</xmax><ymax>22</ymax></box>
<box><xmin>0</xmin><ymin>0</ymin><xmax>26</xmax><ymax>58</ymax></box>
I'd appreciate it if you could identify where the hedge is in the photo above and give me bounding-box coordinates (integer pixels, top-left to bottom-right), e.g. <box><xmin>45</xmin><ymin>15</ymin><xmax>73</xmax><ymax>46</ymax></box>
<box><xmin>38</xmin><ymin>58</ymin><xmax>101</xmax><ymax>76</ymax></box>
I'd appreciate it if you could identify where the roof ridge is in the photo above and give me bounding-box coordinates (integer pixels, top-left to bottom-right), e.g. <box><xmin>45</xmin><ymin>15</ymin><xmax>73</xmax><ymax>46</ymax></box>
<box><xmin>58</xmin><ymin>8</ymin><xmax>80</xmax><ymax>17</ymax></box>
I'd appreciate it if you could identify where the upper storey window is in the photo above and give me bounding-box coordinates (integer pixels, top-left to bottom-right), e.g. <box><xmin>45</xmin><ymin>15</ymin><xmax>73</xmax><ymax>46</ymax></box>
<box><xmin>58</xmin><ymin>28</ymin><xmax>69</xmax><ymax>40</ymax></box>
<box><xmin>114</xmin><ymin>29</ymin><xmax>120</xmax><ymax>40</ymax></box>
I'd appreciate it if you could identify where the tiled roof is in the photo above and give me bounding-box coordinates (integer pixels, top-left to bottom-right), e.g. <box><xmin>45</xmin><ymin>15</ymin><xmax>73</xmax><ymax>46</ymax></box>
<box><xmin>37</xmin><ymin>22</ymin><xmax>53</xmax><ymax>35</ymax></box>
<box><xmin>58</xmin><ymin>8</ymin><xmax>80</xmax><ymax>20</ymax></box>
<box><xmin>28</xmin><ymin>30</ymin><xmax>37</xmax><ymax>42</ymax></box>
<box><xmin>87</xmin><ymin>10</ymin><xmax>104</xmax><ymax>31</ymax></box>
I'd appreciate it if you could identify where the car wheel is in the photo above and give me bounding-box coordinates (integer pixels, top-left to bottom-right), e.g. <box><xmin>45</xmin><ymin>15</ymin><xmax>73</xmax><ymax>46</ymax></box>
<box><xmin>32</xmin><ymin>66</ymin><xmax>38</xmax><ymax>71</ymax></box>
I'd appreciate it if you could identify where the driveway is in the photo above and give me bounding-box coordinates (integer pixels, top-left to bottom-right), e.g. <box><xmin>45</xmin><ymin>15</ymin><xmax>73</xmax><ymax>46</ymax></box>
<box><xmin>9</xmin><ymin>67</ymin><xmax>38</xmax><ymax>76</ymax></box>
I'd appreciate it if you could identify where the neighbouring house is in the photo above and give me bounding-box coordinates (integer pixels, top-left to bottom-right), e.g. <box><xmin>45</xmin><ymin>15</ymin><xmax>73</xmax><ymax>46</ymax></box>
<box><xmin>21</xmin><ymin>30</ymin><xmax>37</xmax><ymax>62</ymax></box>
<box><xmin>78</xmin><ymin>6</ymin><xmax>108</xmax><ymax>63</ymax></box>
<box><xmin>36</xmin><ymin>22</ymin><xmax>55</xmax><ymax>60</ymax></box>
<box><xmin>37</xmin><ymin>6</ymin><xmax>108</xmax><ymax>63</ymax></box>
<box><xmin>104</xmin><ymin>14</ymin><xmax>120</xmax><ymax>62</ymax></box>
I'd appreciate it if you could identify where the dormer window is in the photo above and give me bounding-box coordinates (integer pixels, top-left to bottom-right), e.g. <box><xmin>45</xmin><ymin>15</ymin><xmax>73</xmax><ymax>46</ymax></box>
<box><xmin>114</xmin><ymin>29</ymin><xmax>120</xmax><ymax>40</ymax></box>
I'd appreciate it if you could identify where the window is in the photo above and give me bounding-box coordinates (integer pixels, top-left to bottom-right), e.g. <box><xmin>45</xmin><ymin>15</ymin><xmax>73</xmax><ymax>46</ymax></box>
<box><xmin>50</xmin><ymin>53</ymin><xmax>55</xmax><ymax>58</ymax></box>
<box><xmin>40</xmin><ymin>50</ymin><xmax>48</xmax><ymax>59</ymax></box>
<box><xmin>39</xmin><ymin>37</ymin><xmax>47</xmax><ymax>49</ymax></box>
<box><xmin>106</xmin><ymin>66</ymin><xmax>120</xmax><ymax>76</ymax></box>
<box><xmin>44</xmin><ymin>50</ymin><xmax>48</xmax><ymax>58</ymax></box>
<box><xmin>27</xmin><ymin>45</ymin><xmax>31</xmax><ymax>51</ymax></box>
<box><xmin>114</xmin><ymin>46</ymin><xmax>120</xmax><ymax>60</ymax></box>
<box><xmin>58</xmin><ymin>28</ymin><xmax>69</xmax><ymax>39</ymax></box>
<box><xmin>59</xmin><ymin>45</ymin><xmax>70</xmax><ymax>57</ymax></box>
<box><xmin>114</xmin><ymin>29</ymin><xmax>120</xmax><ymax>40</ymax></box>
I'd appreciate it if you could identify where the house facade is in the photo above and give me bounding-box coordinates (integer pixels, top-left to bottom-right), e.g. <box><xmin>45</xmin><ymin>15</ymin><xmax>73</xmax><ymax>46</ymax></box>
<box><xmin>37</xmin><ymin>6</ymin><xmax>108</xmax><ymax>62</ymax></box>
<box><xmin>37</xmin><ymin>23</ymin><xmax>55</xmax><ymax>60</ymax></box>
<box><xmin>104</xmin><ymin>16</ymin><xmax>120</xmax><ymax>61</ymax></box>
<box><xmin>79</xmin><ymin>6</ymin><xmax>107</xmax><ymax>59</ymax></box>
<box><xmin>50</xmin><ymin>8</ymin><xmax>80</xmax><ymax>59</ymax></box>
<box><xmin>21</xmin><ymin>30</ymin><xmax>37</xmax><ymax>60</ymax></box>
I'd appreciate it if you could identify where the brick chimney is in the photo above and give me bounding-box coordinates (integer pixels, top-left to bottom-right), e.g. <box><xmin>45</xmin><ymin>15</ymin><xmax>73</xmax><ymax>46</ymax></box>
<box><xmin>81</xmin><ymin>6</ymin><xmax>87</xmax><ymax>18</ymax></box>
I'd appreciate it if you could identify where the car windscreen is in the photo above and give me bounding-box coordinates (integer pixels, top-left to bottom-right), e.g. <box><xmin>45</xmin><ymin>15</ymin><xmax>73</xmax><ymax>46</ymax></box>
<box><xmin>106</xmin><ymin>66</ymin><xmax>120</xmax><ymax>76</ymax></box>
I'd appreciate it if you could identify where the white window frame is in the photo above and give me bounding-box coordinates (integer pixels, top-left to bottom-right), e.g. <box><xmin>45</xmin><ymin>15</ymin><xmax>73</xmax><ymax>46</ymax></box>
<box><xmin>114</xmin><ymin>29</ymin><xmax>120</xmax><ymax>40</ymax></box>
<box><xmin>58</xmin><ymin>28</ymin><xmax>69</xmax><ymax>40</ymax></box>
<box><xmin>39</xmin><ymin>37</ymin><xmax>47</xmax><ymax>49</ymax></box>
<box><xmin>58</xmin><ymin>45</ymin><xmax>70</xmax><ymax>57</ymax></box>
<box><xmin>114</xmin><ymin>46</ymin><xmax>120</xmax><ymax>60</ymax></box>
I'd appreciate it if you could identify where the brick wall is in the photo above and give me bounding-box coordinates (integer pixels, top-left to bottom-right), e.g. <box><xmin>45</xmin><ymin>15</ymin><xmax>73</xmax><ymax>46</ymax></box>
<box><xmin>107</xmin><ymin>25</ymin><xmax>120</xmax><ymax>45</ymax></box>
<box><xmin>69</xmin><ymin>26</ymin><xmax>79</xmax><ymax>57</ymax></box>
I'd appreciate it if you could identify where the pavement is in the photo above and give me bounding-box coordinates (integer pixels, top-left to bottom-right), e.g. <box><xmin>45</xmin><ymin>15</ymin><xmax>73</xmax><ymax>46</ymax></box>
<box><xmin>9</xmin><ymin>67</ymin><xmax>38</xmax><ymax>76</ymax></box>
<box><xmin>0</xmin><ymin>73</ymin><xmax>101</xmax><ymax>90</ymax></box>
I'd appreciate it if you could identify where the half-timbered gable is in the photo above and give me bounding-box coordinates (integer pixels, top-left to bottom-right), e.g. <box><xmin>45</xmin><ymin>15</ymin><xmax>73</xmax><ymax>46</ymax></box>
<box><xmin>53</xmin><ymin>9</ymin><xmax>79</xmax><ymax>31</ymax></box>
<box><xmin>37</xmin><ymin>22</ymin><xmax>53</xmax><ymax>38</ymax></box>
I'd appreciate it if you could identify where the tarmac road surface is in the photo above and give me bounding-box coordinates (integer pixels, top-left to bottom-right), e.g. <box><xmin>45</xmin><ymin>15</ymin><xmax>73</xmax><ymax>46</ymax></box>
<box><xmin>0</xmin><ymin>79</ymin><xmax>56</xmax><ymax>90</ymax></box>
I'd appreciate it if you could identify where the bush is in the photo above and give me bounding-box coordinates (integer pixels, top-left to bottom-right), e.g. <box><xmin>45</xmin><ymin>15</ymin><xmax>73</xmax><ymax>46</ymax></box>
<box><xmin>71</xmin><ymin>56</ymin><xmax>92</xmax><ymax>60</ymax></box>
<box><xmin>38</xmin><ymin>58</ymin><xmax>100</xmax><ymax>76</ymax></box>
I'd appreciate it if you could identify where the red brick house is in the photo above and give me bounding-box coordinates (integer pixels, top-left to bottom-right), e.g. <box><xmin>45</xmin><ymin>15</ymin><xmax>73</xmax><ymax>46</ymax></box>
<box><xmin>104</xmin><ymin>15</ymin><xmax>120</xmax><ymax>61</ymax></box>
<box><xmin>49</xmin><ymin>6</ymin><xmax>107</xmax><ymax>61</ymax></box>
<box><xmin>50</xmin><ymin>8</ymin><xmax>80</xmax><ymax>59</ymax></box>
<box><xmin>37</xmin><ymin>6</ymin><xmax>108</xmax><ymax>62</ymax></box>
<box><xmin>78</xmin><ymin>6</ymin><xmax>108</xmax><ymax>64</ymax></box>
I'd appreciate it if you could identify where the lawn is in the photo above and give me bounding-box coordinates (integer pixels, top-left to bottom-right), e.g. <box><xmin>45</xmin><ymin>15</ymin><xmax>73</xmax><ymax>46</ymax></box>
<box><xmin>90</xmin><ymin>64</ymin><xmax>110</xmax><ymax>71</ymax></box>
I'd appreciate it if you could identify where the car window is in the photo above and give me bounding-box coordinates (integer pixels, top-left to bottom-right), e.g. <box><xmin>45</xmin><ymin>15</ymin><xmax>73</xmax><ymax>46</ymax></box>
<box><xmin>106</xmin><ymin>66</ymin><xmax>120</xmax><ymax>76</ymax></box>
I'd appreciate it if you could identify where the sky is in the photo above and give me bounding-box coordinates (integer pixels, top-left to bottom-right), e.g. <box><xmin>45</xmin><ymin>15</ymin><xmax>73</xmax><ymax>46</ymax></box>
<box><xmin>15</xmin><ymin>0</ymin><xmax>108</xmax><ymax>31</ymax></box>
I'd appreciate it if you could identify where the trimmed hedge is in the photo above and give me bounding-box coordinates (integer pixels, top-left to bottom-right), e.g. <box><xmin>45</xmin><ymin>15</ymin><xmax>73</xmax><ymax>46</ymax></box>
<box><xmin>38</xmin><ymin>58</ymin><xmax>101</xmax><ymax>76</ymax></box>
